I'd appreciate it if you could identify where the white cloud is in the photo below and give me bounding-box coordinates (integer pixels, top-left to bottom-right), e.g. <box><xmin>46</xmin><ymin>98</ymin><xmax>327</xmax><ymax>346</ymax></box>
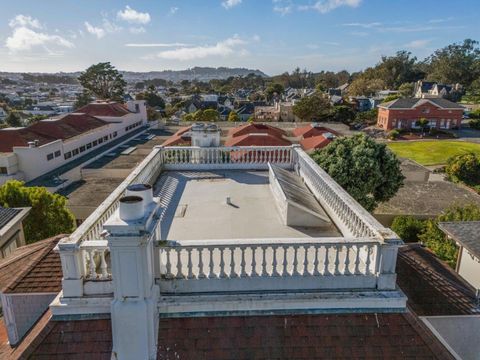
<box><xmin>404</xmin><ymin>39</ymin><xmax>431</xmax><ymax>49</ymax></box>
<box><xmin>85</xmin><ymin>22</ymin><xmax>106</xmax><ymax>39</ymax></box>
<box><xmin>342</xmin><ymin>22</ymin><xmax>381</xmax><ymax>29</ymax></box>
<box><xmin>117</xmin><ymin>6</ymin><xmax>151</xmax><ymax>24</ymax></box>
<box><xmin>6</xmin><ymin>15</ymin><xmax>73</xmax><ymax>53</ymax></box>
<box><xmin>170</xmin><ymin>7</ymin><xmax>179</xmax><ymax>15</ymax></box>
<box><xmin>301</xmin><ymin>0</ymin><xmax>362</xmax><ymax>13</ymax></box>
<box><xmin>125</xmin><ymin>43</ymin><xmax>190</xmax><ymax>47</ymax></box>
<box><xmin>155</xmin><ymin>36</ymin><xmax>247</xmax><ymax>61</ymax></box>
<box><xmin>222</xmin><ymin>0</ymin><xmax>242</xmax><ymax>9</ymax></box>
<box><xmin>9</xmin><ymin>14</ymin><xmax>42</xmax><ymax>29</ymax></box>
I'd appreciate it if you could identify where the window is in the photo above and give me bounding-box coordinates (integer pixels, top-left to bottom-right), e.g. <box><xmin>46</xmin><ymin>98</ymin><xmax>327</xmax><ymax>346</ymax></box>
<box><xmin>79</xmin><ymin>146</ymin><xmax>86</xmax><ymax>153</ymax></box>
<box><xmin>86</xmin><ymin>143</ymin><xmax>92</xmax><ymax>149</ymax></box>
<box><xmin>54</xmin><ymin>150</ymin><xmax>61</xmax><ymax>158</ymax></box>
<box><xmin>93</xmin><ymin>140</ymin><xmax>98</xmax><ymax>146</ymax></box>
<box><xmin>135</xmin><ymin>104</ymin><xmax>140</xmax><ymax>113</ymax></box>
<box><xmin>47</xmin><ymin>153</ymin><xmax>54</xmax><ymax>161</ymax></box>
<box><xmin>113</xmin><ymin>132</ymin><xmax>117</xmax><ymax>138</ymax></box>
<box><xmin>103</xmin><ymin>136</ymin><xmax>108</xmax><ymax>141</ymax></box>
<box><xmin>64</xmin><ymin>152</ymin><xmax>72</xmax><ymax>160</ymax></box>
<box><xmin>422</xmin><ymin>108</ymin><xmax>430</xmax><ymax>114</ymax></box>
<box><xmin>99</xmin><ymin>138</ymin><xmax>103</xmax><ymax>144</ymax></box>
<box><xmin>0</xmin><ymin>167</ymin><xmax>7</xmax><ymax>175</ymax></box>
<box><xmin>73</xmin><ymin>149</ymin><xmax>79</xmax><ymax>156</ymax></box>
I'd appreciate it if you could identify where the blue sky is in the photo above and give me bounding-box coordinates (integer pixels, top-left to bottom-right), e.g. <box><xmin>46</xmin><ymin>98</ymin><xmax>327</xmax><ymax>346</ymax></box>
<box><xmin>1</xmin><ymin>0</ymin><xmax>479</xmax><ymax>75</ymax></box>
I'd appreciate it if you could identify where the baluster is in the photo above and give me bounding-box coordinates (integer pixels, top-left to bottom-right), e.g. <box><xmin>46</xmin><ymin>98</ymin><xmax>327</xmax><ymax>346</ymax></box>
<box><xmin>240</xmin><ymin>246</ymin><xmax>247</xmax><ymax>277</ymax></box>
<box><xmin>198</xmin><ymin>248</ymin><xmax>205</xmax><ymax>278</ymax></box>
<box><xmin>99</xmin><ymin>249</ymin><xmax>108</xmax><ymax>279</ymax></box>
<box><xmin>354</xmin><ymin>245</ymin><xmax>361</xmax><ymax>274</ymax></box>
<box><xmin>293</xmin><ymin>245</ymin><xmax>300</xmax><ymax>276</ymax></box>
<box><xmin>261</xmin><ymin>245</ymin><xmax>268</xmax><ymax>276</ymax></box>
<box><xmin>323</xmin><ymin>246</ymin><xmax>330</xmax><ymax>275</ymax></box>
<box><xmin>365</xmin><ymin>245</ymin><xmax>372</xmax><ymax>275</ymax></box>
<box><xmin>283</xmin><ymin>246</ymin><xmax>288</xmax><ymax>275</ymax></box>
<box><xmin>343</xmin><ymin>245</ymin><xmax>351</xmax><ymax>275</ymax></box>
<box><xmin>176</xmin><ymin>249</ymin><xmax>183</xmax><ymax>279</ymax></box>
<box><xmin>334</xmin><ymin>245</ymin><xmax>341</xmax><ymax>275</ymax></box>
<box><xmin>88</xmin><ymin>250</ymin><xmax>96</xmax><ymax>279</ymax></box>
<box><xmin>230</xmin><ymin>247</ymin><xmax>236</xmax><ymax>277</ymax></box>
<box><xmin>165</xmin><ymin>248</ymin><xmax>172</xmax><ymax>277</ymax></box>
<box><xmin>187</xmin><ymin>248</ymin><xmax>193</xmax><ymax>279</ymax></box>
<box><xmin>209</xmin><ymin>247</ymin><xmax>215</xmax><ymax>278</ymax></box>
<box><xmin>313</xmin><ymin>246</ymin><xmax>320</xmax><ymax>275</ymax></box>
<box><xmin>302</xmin><ymin>245</ymin><xmax>308</xmax><ymax>276</ymax></box>
<box><xmin>272</xmin><ymin>246</ymin><xmax>279</xmax><ymax>276</ymax></box>
<box><xmin>219</xmin><ymin>247</ymin><xmax>227</xmax><ymax>278</ymax></box>
<box><xmin>251</xmin><ymin>246</ymin><xmax>257</xmax><ymax>277</ymax></box>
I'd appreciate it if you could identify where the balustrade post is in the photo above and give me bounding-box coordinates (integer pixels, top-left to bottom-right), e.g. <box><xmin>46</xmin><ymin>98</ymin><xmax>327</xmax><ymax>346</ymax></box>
<box><xmin>377</xmin><ymin>237</ymin><xmax>402</xmax><ymax>290</ymax></box>
<box><xmin>56</xmin><ymin>239</ymin><xmax>85</xmax><ymax>297</ymax></box>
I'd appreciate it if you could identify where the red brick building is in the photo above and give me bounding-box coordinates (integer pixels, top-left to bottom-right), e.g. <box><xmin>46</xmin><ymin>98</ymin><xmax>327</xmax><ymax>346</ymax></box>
<box><xmin>377</xmin><ymin>98</ymin><xmax>464</xmax><ymax>131</ymax></box>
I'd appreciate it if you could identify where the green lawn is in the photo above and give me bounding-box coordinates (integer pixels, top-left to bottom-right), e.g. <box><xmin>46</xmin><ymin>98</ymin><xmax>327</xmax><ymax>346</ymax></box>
<box><xmin>387</xmin><ymin>140</ymin><xmax>480</xmax><ymax>166</ymax></box>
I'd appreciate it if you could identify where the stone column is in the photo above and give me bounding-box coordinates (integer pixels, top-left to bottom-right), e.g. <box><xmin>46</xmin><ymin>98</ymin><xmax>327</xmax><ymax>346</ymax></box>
<box><xmin>104</xmin><ymin>193</ymin><xmax>160</xmax><ymax>360</ymax></box>
<box><xmin>57</xmin><ymin>239</ymin><xmax>84</xmax><ymax>298</ymax></box>
<box><xmin>377</xmin><ymin>235</ymin><xmax>402</xmax><ymax>290</ymax></box>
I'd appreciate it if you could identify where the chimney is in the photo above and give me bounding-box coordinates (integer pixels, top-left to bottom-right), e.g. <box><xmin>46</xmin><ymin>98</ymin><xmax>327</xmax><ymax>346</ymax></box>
<box><xmin>125</xmin><ymin>183</ymin><xmax>154</xmax><ymax>211</ymax></box>
<box><xmin>118</xmin><ymin>196</ymin><xmax>144</xmax><ymax>221</ymax></box>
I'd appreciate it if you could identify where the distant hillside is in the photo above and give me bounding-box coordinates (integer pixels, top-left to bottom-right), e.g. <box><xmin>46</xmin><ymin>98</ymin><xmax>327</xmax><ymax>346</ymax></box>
<box><xmin>0</xmin><ymin>67</ymin><xmax>268</xmax><ymax>84</ymax></box>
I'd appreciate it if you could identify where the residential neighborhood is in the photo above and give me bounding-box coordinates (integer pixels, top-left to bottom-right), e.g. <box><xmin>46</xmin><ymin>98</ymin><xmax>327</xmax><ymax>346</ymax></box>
<box><xmin>1</xmin><ymin>1</ymin><xmax>480</xmax><ymax>359</ymax></box>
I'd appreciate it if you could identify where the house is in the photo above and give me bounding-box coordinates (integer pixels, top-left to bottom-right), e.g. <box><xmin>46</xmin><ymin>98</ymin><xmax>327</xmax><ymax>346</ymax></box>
<box><xmin>254</xmin><ymin>104</ymin><xmax>280</xmax><ymax>121</ymax></box>
<box><xmin>278</xmin><ymin>102</ymin><xmax>299</xmax><ymax>122</ymax></box>
<box><xmin>0</xmin><ymin>235</ymin><xmax>63</xmax><ymax>346</ymax></box>
<box><xmin>414</xmin><ymin>80</ymin><xmax>463</xmax><ymax>100</ymax></box>
<box><xmin>228</xmin><ymin>122</ymin><xmax>287</xmax><ymax>139</ymax></box>
<box><xmin>0</xmin><ymin>100</ymin><xmax>147</xmax><ymax>184</ymax></box>
<box><xmin>299</xmin><ymin>133</ymin><xmax>335</xmax><ymax>152</ymax></box>
<box><xmin>0</xmin><ymin>206</ymin><xmax>30</xmax><ymax>259</ymax></box>
<box><xmin>22</xmin><ymin>104</ymin><xmax>58</xmax><ymax>117</ymax></box>
<box><xmin>0</xmin><ymin>107</ymin><xmax>7</xmax><ymax>121</ymax></box>
<box><xmin>439</xmin><ymin>221</ymin><xmax>480</xmax><ymax>291</ymax></box>
<box><xmin>0</xmin><ymin>145</ymin><xmax>466</xmax><ymax>358</ymax></box>
<box><xmin>218</xmin><ymin>106</ymin><xmax>232</xmax><ymax>121</ymax></box>
<box><xmin>224</xmin><ymin>133</ymin><xmax>291</xmax><ymax>147</ymax></box>
<box><xmin>236</xmin><ymin>103</ymin><xmax>255</xmax><ymax>121</ymax></box>
<box><xmin>292</xmin><ymin>123</ymin><xmax>339</xmax><ymax>139</ymax></box>
<box><xmin>377</xmin><ymin>98</ymin><xmax>464</xmax><ymax>131</ymax></box>
<box><xmin>350</xmin><ymin>96</ymin><xmax>372</xmax><ymax>112</ymax></box>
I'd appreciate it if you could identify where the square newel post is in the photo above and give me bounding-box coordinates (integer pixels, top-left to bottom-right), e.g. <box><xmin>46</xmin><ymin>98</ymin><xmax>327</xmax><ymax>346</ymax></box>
<box><xmin>104</xmin><ymin>187</ymin><xmax>161</xmax><ymax>360</ymax></box>
<box><xmin>56</xmin><ymin>238</ymin><xmax>84</xmax><ymax>297</ymax></box>
<box><xmin>377</xmin><ymin>231</ymin><xmax>403</xmax><ymax>290</ymax></box>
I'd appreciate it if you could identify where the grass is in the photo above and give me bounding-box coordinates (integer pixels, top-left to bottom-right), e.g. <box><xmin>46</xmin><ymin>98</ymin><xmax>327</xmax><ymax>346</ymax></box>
<box><xmin>387</xmin><ymin>140</ymin><xmax>480</xmax><ymax>166</ymax></box>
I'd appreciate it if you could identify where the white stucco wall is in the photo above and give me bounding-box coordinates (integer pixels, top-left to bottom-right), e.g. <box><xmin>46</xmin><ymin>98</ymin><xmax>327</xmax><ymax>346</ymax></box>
<box><xmin>458</xmin><ymin>247</ymin><xmax>480</xmax><ymax>290</ymax></box>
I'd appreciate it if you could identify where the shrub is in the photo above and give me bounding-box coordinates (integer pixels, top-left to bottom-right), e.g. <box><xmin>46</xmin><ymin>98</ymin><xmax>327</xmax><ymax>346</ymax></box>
<box><xmin>470</xmin><ymin>118</ymin><xmax>480</xmax><ymax>130</ymax></box>
<box><xmin>387</xmin><ymin>129</ymin><xmax>400</xmax><ymax>140</ymax></box>
<box><xmin>445</xmin><ymin>152</ymin><xmax>480</xmax><ymax>186</ymax></box>
<box><xmin>391</xmin><ymin>216</ymin><xmax>425</xmax><ymax>242</ymax></box>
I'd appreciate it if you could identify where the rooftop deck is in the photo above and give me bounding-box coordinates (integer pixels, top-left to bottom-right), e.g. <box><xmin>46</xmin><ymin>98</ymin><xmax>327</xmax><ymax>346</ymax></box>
<box><xmin>157</xmin><ymin>170</ymin><xmax>340</xmax><ymax>241</ymax></box>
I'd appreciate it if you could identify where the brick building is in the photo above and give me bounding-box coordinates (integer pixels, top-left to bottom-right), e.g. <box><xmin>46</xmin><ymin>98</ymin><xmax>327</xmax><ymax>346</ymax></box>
<box><xmin>377</xmin><ymin>98</ymin><xmax>464</xmax><ymax>131</ymax></box>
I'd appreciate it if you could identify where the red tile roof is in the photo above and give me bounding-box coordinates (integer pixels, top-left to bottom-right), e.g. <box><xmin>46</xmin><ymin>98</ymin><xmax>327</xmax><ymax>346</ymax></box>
<box><xmin>0</xmin><ymin>113</ymin><xmax>109</xmax><ymax>152</ymax></box>
<box><xmin>10</xmin><ymin>312</ymin><xmax>452</xmax><ymax>359</ymax></box>
<box><xmin>300</xmin><ymin>135</ymin><xmax>332</xmax><ymax>151</ymax></box>
<box><xmin>0</xmin><ymin>235</ymin><xmax>64</xmax><ymax>294</ymax></box>
<box><xmin>224</xmin><ymin>133</ymin><xmax>291</xmax><ymax>147</ymax></box>
<box><xmin>162</xmin><ymin>135</ymin><xmax>191</xmax><ymax>147</ymax></box>
<box><xmin>292</xmin><ymin>125</ymin><xmax>339</xmax><ymax>138</ymax></box>
<box><xmin>76</xmin><ymin>102</ymin><xmax>131</xmax><ymax>117</ymax></box>
<box><xmin>396</xmin><ymin>244</ymin><xmax>478</xmax><ymax>316</ymax></box>
<box><xmin>228</xmin><ymin>123</ymin><xmax>286</xmax><ymax>138</ymax></box>
<box><xmin>175</xmin><ymin>126</ymin><xmax>192</xmax><ymax>136</ymax></box>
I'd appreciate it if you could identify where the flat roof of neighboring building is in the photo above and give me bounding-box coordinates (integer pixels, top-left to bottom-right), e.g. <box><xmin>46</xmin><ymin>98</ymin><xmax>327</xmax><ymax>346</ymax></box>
<box><xmin>60</xmin><ymin>178</ymin><xmax>124</xmax><ymax>209</ymax></box>
<box><xmin>156</xmin><ymin>170</ymin><xmax>340</xmax><ymax>241</ymax></box>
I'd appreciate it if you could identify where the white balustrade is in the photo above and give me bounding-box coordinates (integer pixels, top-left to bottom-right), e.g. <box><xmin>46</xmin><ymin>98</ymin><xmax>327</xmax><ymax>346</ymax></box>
<box><xmin>157</xmin><ymin>238</ymin><xmax>380</xmax><ymax>293</ymax></box>
<box><xmin>80</xmin><ymin>240</ymin><xmax>110</xmax><ymax>280</ymax></box>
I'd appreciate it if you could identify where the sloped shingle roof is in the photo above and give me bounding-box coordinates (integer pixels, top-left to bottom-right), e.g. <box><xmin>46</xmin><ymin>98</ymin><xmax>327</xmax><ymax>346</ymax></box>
<box><xmin>225</xmin><ymin>133</ymin><xmax>291</xmax><ymax>147</ymax></box>
<box><xmin>439</xmin><ymin>221</ymin><xmax>480</xmax><ymax>259</ymax></box>
<box><xmin>378</xmin><ymin>98</ymin><xmax>463</xmax><ymax>110</ymax></box>
<box><xmin>228</xmin><ymin>123</ymin><xmax>286</xmax><ymax>138</ymax></box>
<box><xmin>76</xmin><ymin>102</ymin><xmax>131</xmax><ymax>117</ymax></box>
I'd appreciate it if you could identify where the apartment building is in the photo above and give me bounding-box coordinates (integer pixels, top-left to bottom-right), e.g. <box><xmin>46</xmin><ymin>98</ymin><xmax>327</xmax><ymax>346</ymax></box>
<box><xmin>0</xmin><ymin>100</ymin><xmax>147</xmax><ymax>184</ymax></box>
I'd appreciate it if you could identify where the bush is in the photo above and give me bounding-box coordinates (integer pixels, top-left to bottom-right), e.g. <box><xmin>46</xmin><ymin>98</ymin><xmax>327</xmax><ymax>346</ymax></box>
<box><xmin>391</xmin><ymin>216</ymin><xmax>425</xmax><ymax>242</ymax></box>
<box><xmin>445</xmin><ymin>152</ymin><xmax>480</xmax><ymax>186</ymax></box>
<box><xmin>387</xmin><ymin>129</ymin><xmax>400</xmax><ymax>140</ymax></box>
<box><xmin>470</xmin><ymin>119</ymin><xmax>480</xmax><ymax>129</ymax></box>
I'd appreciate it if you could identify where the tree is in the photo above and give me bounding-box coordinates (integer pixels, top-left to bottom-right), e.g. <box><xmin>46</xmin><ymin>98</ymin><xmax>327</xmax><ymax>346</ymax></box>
<box><xmin>202</xmin><ymin>109</ymin><xmax>220</xmax><ymax>122</ymax></box>
<box><xmin>398</xmin><ymin>82</ymin><xmax>415</xmax><ymax>97</ymax></box>
<box><xmin>328</xmin><ymin>105</ymin><xmax>355</xmax><ymax>124</ymax></box>
<box><xmin>0</xmin><ymin>180</ymin><xmax>76</xmax><ymax>243</ymax></box>
<box><xmin>265</xmin><ymin>83</ymin><xmax>284</xmax><ymax>100</ymax></box>
<box><xmin>74</xmin><ymin>90</ymin><xmax>93</xmax><ymax>109</ymax></box>
<box><xmin>415</xmin><ymin>118</ymin><xmax>429</xmax><ymax>135</ymax></box>
<box><xmin>391</xmin><ymin>215</ymin><xmax>425</xmax><ymax>242</ymax></box>
<box><xmin>183</xmin><ymin>113</ymin><xmax>194</xmax><ymax>122</ymax></box>
<box><xmin>292</xmin><ymin>92</ymin><xmax>331</xmax><ymax>122</ymax></box>
<box><xmin>347</xmin><ymin>77</ymin><xmax>385</xmax><ymax>96</ymax></box>
<box><xmin>383</xmin><ymin>94</ymin><xmax>401</xmax><ymax>103</ymax></box>
<box><xmin>374</xmin><ymin>51</ymin><xmax>425</xmax><ymax>89</ymax></box>
<box><xmin>353</xmin><ymin>109</ymin><xmax>378</xmax><ymax>127</ymax></box>
<box><xmin>143</xmin><ymin>85</ymin><xmax>165</xmax><ymax>109</ymax></box>
<box><xmin>5</xmin><ymin>111</ymin><xmax>22</xmax><ymax>127</ymax></box>
<box><xmin>26</xmin><ymin>114</ymin><xmax>49</xmax><ymax>125</ymax></box>
<box><xmin>311</xmin><ymin>134</ymin><xmax>404</xmax><ymax>211</ymax></box>
<box><xmin>78</xmin><ymin>62</ymin><xmax>126</xmax><ymax>101</ymax></box>
<box><xmin>419</xmin><ymin>204</ymin><xmax>480</xmax><ymax>267</ymax></box>
<box><xmin>228</xmin><ymin>111</ymin><xmax>240</xmax><ymax>122</ymax></box>
<box><xmin>445</xmin><ymin>152</ymin><xmax>480</xmax><ymax>186</ymax></box>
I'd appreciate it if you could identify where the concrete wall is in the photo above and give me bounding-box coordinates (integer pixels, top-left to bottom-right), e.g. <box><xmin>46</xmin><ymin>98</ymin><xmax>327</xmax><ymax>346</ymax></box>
<box><xmin>0</xmin><ymin>292</ymin><xmax>57</xmax><ymax>345</ymax></box>
<box><xmin>458</xmin><ymin>247</ymin><xmax>480</xmax><ymax>290</ymax></box>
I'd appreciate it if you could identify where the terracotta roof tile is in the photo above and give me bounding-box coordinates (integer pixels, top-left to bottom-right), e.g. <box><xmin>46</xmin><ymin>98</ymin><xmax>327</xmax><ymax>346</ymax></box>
<box><xmin>224</xmin><ymin>133</ymin><xmax>291</xmax><ymax>147</ymax></box>
<box><xmin>228</xmin><ymin>123</ymin><xmax>286</xmax><ymax>138</ymax></box>
<box><xmin>76</xmin><ymin>102</ymin><xmax>131</xmax><ymax>117</ymax></box>
<box><xmin>0</xmin><ymin>235</ymin><xmax>64</xmax><ymax>294</ymax></box>
<box><xmin>292</xmin><ymin>125</ymin><xmax>339</xmax><ymax>138</ymax></box>
<box><xmin>300</xmin><ymin>135</ymin><xmax>332</xmax><ymax>151</ymax></box>
<box><xmin>162</xmin><ymin>135</ymin><xmax>191</xmax><ymax>147</ymax></box>
<box><xmin>396</xmin><ymin>244</ymin><xmax>478</xmax><ymax>316</ymax></box>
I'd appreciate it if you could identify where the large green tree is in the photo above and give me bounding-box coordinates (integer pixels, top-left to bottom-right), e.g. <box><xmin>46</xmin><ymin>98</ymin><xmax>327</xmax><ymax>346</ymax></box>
<box><xmin>292</xmin><ymin>92</ymin><xmax>331</xmax><ymax>122</ymax></box>
<box><xmin>445</xmin><ymin>152</ymin><xmax>480</xmax><ymax>187</ymax></box>
<box><xmin>312</xmin><ymin>134</ymin><xmax>404</xmax><ymax>211</ymax></box>
<box><xmin>78</xmin><ymin>62</ymin><xmax>126</xmax><ymax>101</ymax></box>
<box><xmin>0</xmin><ymin>180</ymin><xmax>76</xmax><ymax>243</ymax></box>
<box><xmin>5</xmin><ymin>111</ymin><xmax>22</xmax><ymax>127</ymax></box>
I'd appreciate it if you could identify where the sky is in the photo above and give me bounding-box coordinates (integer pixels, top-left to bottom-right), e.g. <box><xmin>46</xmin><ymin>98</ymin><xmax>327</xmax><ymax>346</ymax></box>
<box><xmin>0</xmin><ymin>0</ymin><xmax>479</xmax><ymax>75</ymax></box>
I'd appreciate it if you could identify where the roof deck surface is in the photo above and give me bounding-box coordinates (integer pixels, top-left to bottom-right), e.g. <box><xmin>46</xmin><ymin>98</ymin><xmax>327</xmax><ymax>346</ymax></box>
<box><xmin>155</xmin><ymin>170</ymin><xmax>340</xmax><ymax>241</ymax></box>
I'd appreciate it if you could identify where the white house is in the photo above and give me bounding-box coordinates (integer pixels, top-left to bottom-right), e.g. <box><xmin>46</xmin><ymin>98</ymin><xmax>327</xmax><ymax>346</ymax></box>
<box><xmin>0</xmin><ymin>100</ymin><xmax>147</xmax><ymax>184</ymax></box>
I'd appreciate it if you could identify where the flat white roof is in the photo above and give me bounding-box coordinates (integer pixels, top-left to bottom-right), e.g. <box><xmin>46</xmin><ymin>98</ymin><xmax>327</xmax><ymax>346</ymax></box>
<box><xmin>155</xmin><ymin>170</ymin><xmax>340</xmax><ymax>241</ymax></box>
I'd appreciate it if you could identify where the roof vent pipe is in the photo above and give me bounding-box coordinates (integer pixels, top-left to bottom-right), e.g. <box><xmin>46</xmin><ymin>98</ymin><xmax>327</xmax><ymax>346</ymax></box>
<box><xmin>119</xmin><ymin>196</ymin><xmax>144</xmax><ymax>221</ymax></box>
<box><xmin>126</xmin><ymin>184</ymin><xmax>154</xmax><ymax>205</ymax></box>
